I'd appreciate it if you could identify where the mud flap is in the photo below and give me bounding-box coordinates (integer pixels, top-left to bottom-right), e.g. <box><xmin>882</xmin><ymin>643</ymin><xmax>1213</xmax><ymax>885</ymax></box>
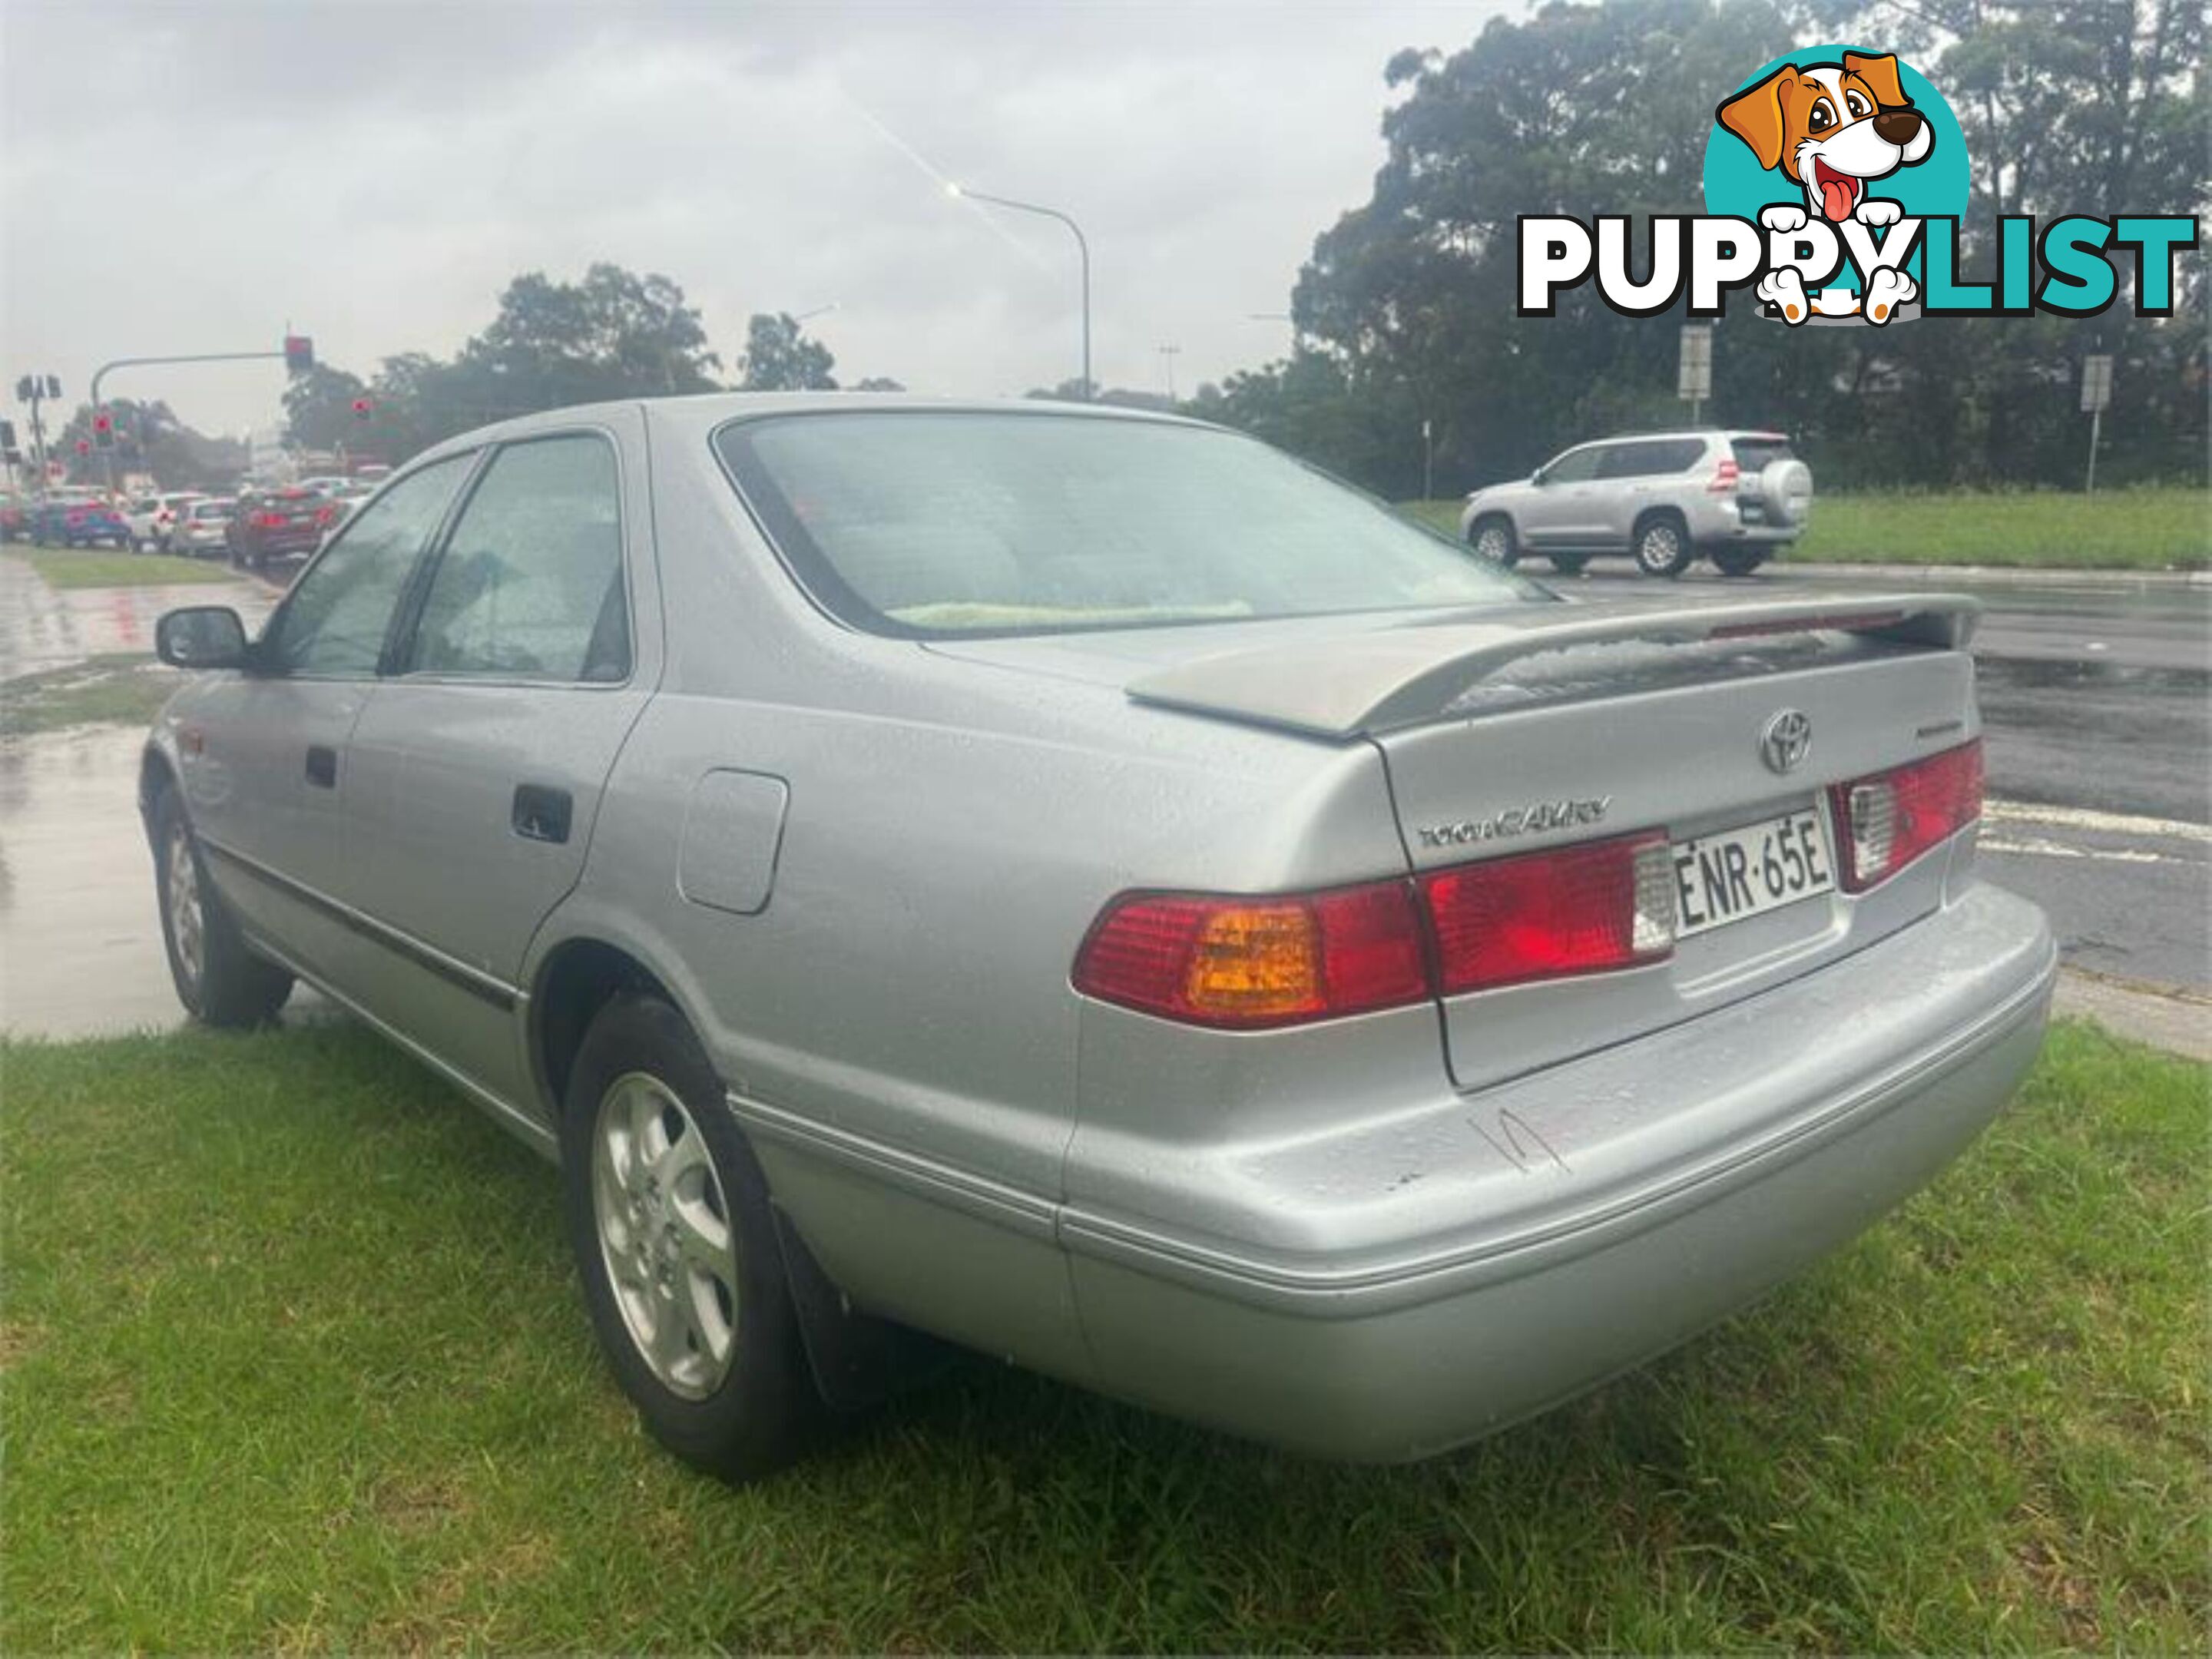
<box><xmin>770</xmin><ymin>1203</ymin><xmax>957</xmax><ymax>1412</ymax></box>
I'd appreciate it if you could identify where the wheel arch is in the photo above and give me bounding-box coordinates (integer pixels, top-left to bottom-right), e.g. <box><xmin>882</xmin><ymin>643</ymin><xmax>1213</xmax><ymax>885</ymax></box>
<box><xmin>1631</xmin><ymin>503</ymin><xmax>1690</xmax><ymax>540</ymax></box>
<box><xmin>138</xmin><ymin>743</ymin><xmax>180</xmax><ymax>840</ymax></box>
<box><xmin>528</xmin><ymin>934</ymin><xmax>681</xmax><ymax>1122</ymax></box>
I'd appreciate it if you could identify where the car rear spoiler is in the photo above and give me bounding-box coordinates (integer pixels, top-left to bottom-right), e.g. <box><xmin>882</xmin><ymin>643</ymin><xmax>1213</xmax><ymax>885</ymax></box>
<box><xmin>1126</xmin><ymin>591</ymin><xmax>1981</xmax><ymax>739</ymax></box>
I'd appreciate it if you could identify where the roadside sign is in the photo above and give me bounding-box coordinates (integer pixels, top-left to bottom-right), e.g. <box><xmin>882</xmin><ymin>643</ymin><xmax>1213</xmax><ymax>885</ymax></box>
<box><xmin>1677</xmin><ymin>325</ymin><xmax>1714</xmax><ymax>399</ymax></box>
<box><xmin>2080</xmin><ymin>354</ymin><xmax>2113</xmax><ymax>412</ymax></box>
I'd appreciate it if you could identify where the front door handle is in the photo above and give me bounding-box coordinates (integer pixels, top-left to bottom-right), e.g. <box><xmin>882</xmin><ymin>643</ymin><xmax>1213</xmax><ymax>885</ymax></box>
<box><xmin>512</xmin><ymin>783</ymin><xmax>573</xmax><ymax>845</ymax></box>
<box><xmin>305</xmin><ymin>745</ymin><xmax>338</xmax><ymax>788</ymax></box>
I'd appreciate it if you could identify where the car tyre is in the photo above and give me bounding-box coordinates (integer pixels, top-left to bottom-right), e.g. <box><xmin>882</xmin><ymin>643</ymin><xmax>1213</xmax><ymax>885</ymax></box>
<box><xmin>1631</xmin><ymin>512</ymin><xmax>1692</xmax><ymax>578</ymax></box>
<box><xmin>1547</xmin><ymin>552</ymin><xmax>1590</xmax><ymax>576</ymax></box>
<box><xmin>1711</xmin><ymin>548</ymin><xmax>1771</xmax><ymax>578</ymax></box>
<box><xmin>151</xmin><ymin>786</ymin><xmax>293</xmax><ymax>1028</ymax></box>
<box><xmin>560</xmin><ymin>993</ymin><xmax>820</xmax><ymax>1484</ymax></box>
<box><xmin>1468</xmin><ymin>514</ymin><xmax>1519</xmax><ymax>568</ymax></box>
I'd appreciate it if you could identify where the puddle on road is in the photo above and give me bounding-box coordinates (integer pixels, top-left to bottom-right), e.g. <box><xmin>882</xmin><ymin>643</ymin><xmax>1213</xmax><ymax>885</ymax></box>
<box><xmin>0</xmin><ymin>726</ymin><xmax>182</xmax><ymax>1038</ymax></box>
<box><xmin>1979</xmin><ymin>657</ymin><xmax>2210</xmax><ymax>696</ymax></box>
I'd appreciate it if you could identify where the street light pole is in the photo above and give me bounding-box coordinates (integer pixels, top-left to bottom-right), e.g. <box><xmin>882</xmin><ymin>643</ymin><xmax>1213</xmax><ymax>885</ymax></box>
<box><xmin>950</xmin><ymin>184</ymin><xmax>1091</xmax><ymax>399</ymax></box>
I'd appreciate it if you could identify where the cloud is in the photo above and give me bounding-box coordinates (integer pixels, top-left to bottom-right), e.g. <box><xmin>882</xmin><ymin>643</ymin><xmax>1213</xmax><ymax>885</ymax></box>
<box><xmin>1</xmin><ymin>0</ymin><xmax>1506</xmax><ymax>435</ymax></box>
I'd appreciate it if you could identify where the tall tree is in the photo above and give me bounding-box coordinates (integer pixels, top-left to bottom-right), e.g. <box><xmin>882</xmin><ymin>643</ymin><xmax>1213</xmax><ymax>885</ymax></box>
<box><xmin>738</xmin><ymin>313</ymin><xmax>838</xmax><ymax>391</ymax></box>
<box><xmin>282</xmin><ymin>364</ymin><xmax>371</xmax><ymax>453</ymax></box>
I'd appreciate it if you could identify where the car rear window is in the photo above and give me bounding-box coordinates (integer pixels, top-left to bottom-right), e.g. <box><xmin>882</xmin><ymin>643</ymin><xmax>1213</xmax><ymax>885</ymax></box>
<box><xmin>1732</xmin><ymin>437</ymin><xmax>1797</xmax><ymax>471</ymax></box>
<box><xmin>714</xmin><ymin>412</ymin><xmax>1541</xmax><ymax>638</ymax></box>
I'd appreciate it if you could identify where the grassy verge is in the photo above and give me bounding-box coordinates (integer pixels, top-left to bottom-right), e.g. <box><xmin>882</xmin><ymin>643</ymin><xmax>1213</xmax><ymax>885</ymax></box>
<box><xmin>1402</xmin><ymin>487</ymin><xmax>2210</xmax><ymax>570</ymax></box>
<box><xmin>4</xmin><ymin>548</ymin><xmax>237</xmax><ymax>588</ymax></box>
<box><xmin>1</xmin><ymin>653</ymin><xmax>177</xmax><ymax>737</ymax></box>
<box><xmin>2</xmin><ymin>1020</ymin><xmax>2203</xmax><ymax>1651</ymax></box>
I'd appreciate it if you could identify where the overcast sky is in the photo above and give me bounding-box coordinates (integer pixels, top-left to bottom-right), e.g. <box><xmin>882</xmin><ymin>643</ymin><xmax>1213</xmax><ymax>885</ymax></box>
<box><xmin>2</xmin><ymin>1</ymin><xmax>1506</xmax><ymax>438</ymax></box>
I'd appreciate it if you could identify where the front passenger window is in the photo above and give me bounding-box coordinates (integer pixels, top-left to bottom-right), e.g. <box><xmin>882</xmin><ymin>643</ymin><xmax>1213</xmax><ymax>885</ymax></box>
<box><xmin>265</xmin><ymin>456</ymin><xmax>472</xmax><ymax>677</ymax></box>
<box><xmin>405</xmin><ymin>434</ymin><xmax>628</xmax><ymax>683</ymax></box>
<box><xmin>1542</xmin><ymin>448</ymin><xmax>1604</xmax><ymax>484</ymax></box>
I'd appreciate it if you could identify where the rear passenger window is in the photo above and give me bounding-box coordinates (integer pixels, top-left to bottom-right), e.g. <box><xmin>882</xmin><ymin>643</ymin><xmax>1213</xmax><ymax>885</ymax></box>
<box><xmin>405</xmin><ymin>434</ymin><xmax>628</xmax><ymax>684</ymax></box>
<box><xmin>1598</xmin><ymin>439</ymin><xmax>1707</xmax><ymax>478</ymax></box>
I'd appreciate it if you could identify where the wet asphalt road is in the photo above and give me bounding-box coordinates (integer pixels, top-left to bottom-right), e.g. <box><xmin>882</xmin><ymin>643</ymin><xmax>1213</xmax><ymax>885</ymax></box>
<box><xmin>1575</xmin><ymin>565</ymin><xmax>2211</xmax><ymax>988</ymax></box>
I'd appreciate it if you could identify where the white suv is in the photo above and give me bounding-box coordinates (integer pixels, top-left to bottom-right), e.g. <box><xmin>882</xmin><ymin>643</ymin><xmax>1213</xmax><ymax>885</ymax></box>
<box><xmin>1459</xmin><ymin>430</ymin><xmax>1813</xmax><ymax>578</ymax></box>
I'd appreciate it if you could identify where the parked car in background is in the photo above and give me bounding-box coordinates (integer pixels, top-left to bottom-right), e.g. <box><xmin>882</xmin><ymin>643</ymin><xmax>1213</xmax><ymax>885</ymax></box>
<box><xmin>226</xmin><ymin>485</ymin><xmax>335</xmax><ymax>569</ymax></box>
<box><xmin>0</xmin><ymin>492</ymin><xmax>28</xmax><ymax>541</ymax></box>
<box><xmin>124</xmin><ymin>491</ymin><xmax>207</xmax><ymax>553</ymax></box>
<box><xmin>31</xmin><ymin>492</ymin><xmax>134</xmax><ymax>548</ymax></box>
<box><xmin>169</xmin><ymin>496</ymin><xmax>237</xmax><ymax>557</ymax></box>
<box><xmin>144</xmin><ymin>395</ymin><xmax>2050</xmax><ymax>1483</ymax></box>
<box><xmin>1461</xmin><ymin>430</ymin><xmax>1813</xmax><ymax>578</ymax></box>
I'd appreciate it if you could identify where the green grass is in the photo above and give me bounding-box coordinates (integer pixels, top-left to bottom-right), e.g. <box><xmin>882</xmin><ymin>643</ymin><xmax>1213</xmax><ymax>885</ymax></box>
<box><xmin>2</xmin><ymin>1020</ymin><xmax>2203</xmax><ymax>1651</ymax></box>
<box><xmin>1402</xmin><ymin>486</ymin><xmax>2211</xmax><ymax>570</ymax></box>
<box><xmin>4</xmin><ymin>548</ymin><xmax>237</xmax><ymax>588</ymax></box>
<box><xmin>0</xmin><ymin>653</ymin><xmax>178</xmax><ymax>737</ymax></box>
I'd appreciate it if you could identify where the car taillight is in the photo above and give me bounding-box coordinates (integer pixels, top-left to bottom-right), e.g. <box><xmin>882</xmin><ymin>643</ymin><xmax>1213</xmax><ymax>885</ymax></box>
<box><xmin>1707</xmin><ymin>457</ymin><xmax>1741</xmax><ymax>493</ymax></box>
<box><xmin>1075</xmin><ymin>832</ymin><xmax>1678</xmax><ymax>1028</ymax></box>
<box><xmin>255</xmin><ymin>512</ymin><xmax>286</xmax><ymax>528</ymax></box>
<box><xmin>1074</xmin><ymin>880</ymin><xmax>1429</xmax><ymax>1028</ymax></box>
<box><xmin>1422</xmin><ymin>831</ymin><xmax>1675</xmax><ymax>995</ymax></box>
<box><xmin>1830</xmin><ymin>740</ymin><xmax>1982</xmax><ymax>892</ymax></box>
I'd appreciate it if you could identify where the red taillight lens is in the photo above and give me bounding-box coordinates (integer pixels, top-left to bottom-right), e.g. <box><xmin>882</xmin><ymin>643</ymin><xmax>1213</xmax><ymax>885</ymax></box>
<box><xmin>1707</xmin><ymin>457</ymin><xmax>1741</xmax><ymax>494</ymax></box>
<box><xmin>1074</xmin><ymin>879</ymin><xmax>1428</xmax><ymax>1028</ymax></box>
<box><xmin>1422</xmin><ymin>831</ymin><xmax>1676</xmax><ymax>995</ymax></box>
<box><xmin>1076</xmin><ymin>833</ymin><xmax>1680</xmax><ymax>1028</ymax></box>
<box><xmin>1830</xmin><ymin>740</ymin><xmax>1983</xmax><ymax>892</ymax></box>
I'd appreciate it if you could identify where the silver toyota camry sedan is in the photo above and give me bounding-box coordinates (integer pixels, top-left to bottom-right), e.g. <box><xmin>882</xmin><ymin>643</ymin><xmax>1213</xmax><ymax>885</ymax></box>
<box><xmin>144</xmin><ymin>395</ymin><xmax>2055</xmax><ymax>1481</ymax></box>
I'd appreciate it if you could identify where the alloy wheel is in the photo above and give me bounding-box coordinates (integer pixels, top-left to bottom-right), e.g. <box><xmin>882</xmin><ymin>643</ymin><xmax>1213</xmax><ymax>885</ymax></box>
<box><xmin>165</xmin><ymin>822</ymin><xmax>204</xmax><ymax>991</ymax></box>
<box><xmin>591</xmin><ymin>1071</ymin><xmax>741</xmax><ymax>1399</ymax></box>
<box><xmin>1637</xmin><ymin>522</ymin><xmax>1684</xmax><ymax>575</ymax></box>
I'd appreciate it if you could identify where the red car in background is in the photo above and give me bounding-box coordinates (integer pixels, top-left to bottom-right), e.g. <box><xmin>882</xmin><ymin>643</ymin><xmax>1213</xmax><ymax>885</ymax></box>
<box><xmin>226</xmin><ymin>485</ymin><xmax>335</xmax><ymax>571</ymax></box>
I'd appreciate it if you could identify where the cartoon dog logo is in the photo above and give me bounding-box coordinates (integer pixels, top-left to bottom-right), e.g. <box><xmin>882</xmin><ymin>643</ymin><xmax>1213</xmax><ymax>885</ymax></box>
<box><xmin>1717</xmin><ymin>51</ymin><xmax>1932</xmax><ymax>324</ymax></box>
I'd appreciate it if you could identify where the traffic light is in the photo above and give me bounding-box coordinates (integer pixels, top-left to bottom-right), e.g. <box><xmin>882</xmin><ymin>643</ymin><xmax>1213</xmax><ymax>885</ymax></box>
<box><xmin>45</xmin><ymin>376</ymin><xmax>60</xmax><ymax>399</ymax></box>
<box><xmin>13</xmin><ymin>377</ymin><xmax>29</xmax><ymax>402</ymax></box>
<box><xmin>351</xmin><ymin>396</ymin><xmax>373</xmax><ymax>421</ymax></box>
<box><xmin>92</xmin><ymin>410</ymin><xmax>115</xmax><ymax>450</ymax></box>
<box><xmin>283</xmin><ymin>335</ymin><xmax>316</xmax><ymax>374</ymax></box>
<box><xmin>0</xmin><ymin>419</ymin><xmax>18</xmax><ymax>462</ymax></box>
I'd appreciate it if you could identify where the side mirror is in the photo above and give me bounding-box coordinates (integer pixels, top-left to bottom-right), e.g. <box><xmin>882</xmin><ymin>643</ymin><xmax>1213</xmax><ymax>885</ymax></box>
<box><xmin>156</xmin><ymin>606</ymin><xmax>251</xmax><ymax>671</ymax></box>
<box><xmin>1530</xmin><ymin>468</ymin><xmax>1549</xmax><ymax>486</ymax></box>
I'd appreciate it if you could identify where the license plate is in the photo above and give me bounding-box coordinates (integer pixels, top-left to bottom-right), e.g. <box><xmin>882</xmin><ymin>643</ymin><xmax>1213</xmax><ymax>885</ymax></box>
<box><xmin>1672</xmin><ymin>806</ymin><xmax>1833</xmax><ymax>938</ymax></box>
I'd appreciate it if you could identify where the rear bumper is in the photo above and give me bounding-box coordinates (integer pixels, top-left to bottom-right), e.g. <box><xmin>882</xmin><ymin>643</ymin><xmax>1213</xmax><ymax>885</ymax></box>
<box><xmin>1063</xmin><ymin>882</ymin><xmax>2055</xmax><ymax>1459</ymax></box>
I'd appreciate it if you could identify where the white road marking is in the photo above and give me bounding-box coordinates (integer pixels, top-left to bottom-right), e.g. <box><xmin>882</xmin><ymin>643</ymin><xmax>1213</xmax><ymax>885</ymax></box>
<box><xmin>1981</xmin><ymin>836</ymin><xmax>2165</xmax><ymax>865</ymax></box>
<box><xmin>1985</xmin><ymin>799</ymin><xmax>2210</xmax><ymax>845</ymax></box>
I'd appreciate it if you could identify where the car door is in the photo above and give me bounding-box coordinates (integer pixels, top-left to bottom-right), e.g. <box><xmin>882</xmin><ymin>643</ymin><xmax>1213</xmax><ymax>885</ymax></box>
<box><xmin>1518</xmin><ymin>443</ymin><xmax>1605</xmax><ymax>545</ymax></box>
<box><xmin>339</xmin><ymin>421</ymin><xmax>655</xmax><ymax>1113</ymax></box>
<box><xmin>1593</xmin><ymin>439</ymin><xmax>1669</xmax><ymax>547</ymax></box>
<box><xmin>178</xmin><ymin>453</ymin><xmax>476</xmax><ymax>995</ymax></box>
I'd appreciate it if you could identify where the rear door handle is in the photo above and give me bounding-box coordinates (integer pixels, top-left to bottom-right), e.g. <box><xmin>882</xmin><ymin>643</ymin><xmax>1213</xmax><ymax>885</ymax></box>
<box><xmin>511</xmin><ymin>783</ymin><xmax>573</xmax><ymax>845</ymax></box>
<box><xmin>305</xmin><ymin>745</ymin><xmax>338</xmax><ymax>788</ymax></box>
